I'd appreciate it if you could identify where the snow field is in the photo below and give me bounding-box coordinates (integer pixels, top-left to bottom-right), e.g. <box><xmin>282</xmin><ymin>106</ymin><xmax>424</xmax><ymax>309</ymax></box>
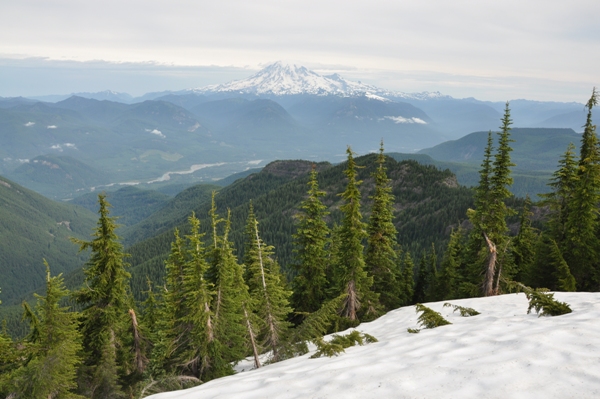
<box><xmin>147</xmin><ymin>293</ymin><xmax>600</xmax><ymax>399</ymax></box>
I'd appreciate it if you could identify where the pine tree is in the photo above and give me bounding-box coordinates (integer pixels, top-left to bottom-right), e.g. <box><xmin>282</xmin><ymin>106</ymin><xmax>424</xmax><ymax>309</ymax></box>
<box><xmin>72</xmin><ymin>194</ymin><xmax>131</xmax><ymax>399</ymax></box>
<box><xmin>291</xmin><ymin>166</ymin><xmax>330</xmax><ymax>315</ymax></box>
<box><xmin>365</xmin><ymin>142</ymin><xmax>400</xmax><ymax>310</ymax></box>
<box><xmin>244</xmin><ymin>208</ymin><xmax>292</xmax><ymax>363</ymax></box>
<box><xmin>335</xmin><ymin>146</ymin><xmax>375</xmax><ymax>321</ymax></box>
<box><xmin>564</xmin><ymin>88</ymin><xmax>600</xmax><ymax>290</ymax></box>
<box><xmin>10</xmin><ymin>263</ymin><xmax>83</xmax><ymax>399</ymax></box>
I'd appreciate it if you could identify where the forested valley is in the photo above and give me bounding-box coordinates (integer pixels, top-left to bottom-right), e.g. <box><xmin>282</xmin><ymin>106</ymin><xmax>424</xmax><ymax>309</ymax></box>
<box><xmin>0</xmin><ymin>90</ymin><xmax>598</xmax><ymax>399</ymax></box>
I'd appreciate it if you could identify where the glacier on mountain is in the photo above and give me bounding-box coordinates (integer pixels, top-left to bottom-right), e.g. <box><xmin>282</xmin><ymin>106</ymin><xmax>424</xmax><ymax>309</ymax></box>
<box><xmin>189</xmin><ymin>61</ymin><xmax>449</xmax><ymax>101</ymax></box>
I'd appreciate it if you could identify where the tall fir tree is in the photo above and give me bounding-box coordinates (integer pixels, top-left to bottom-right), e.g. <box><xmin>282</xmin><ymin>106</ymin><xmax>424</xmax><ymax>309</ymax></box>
<box><xmin>397</xmin><ymin>251</ymin><xmax>415</xmax><ymax>306</ymax></box>
<box><xmin>365</xmin><ymin>142</ymin><xmax>401</xmax><ymax>310</ymax></box>
<box><xmin>244</xmin><ymin>208</ymin><xmax>293</xmax><ymax>363</ymax></box>
<box><xmin>335</xmin><ymin>147</ymin><xmax>375</xmax><ymax>321</ymax></box>
<box><xmin>151</xmin><ymin>227</ymin><xmax>188</xmax><ymax>377</ymax></box>
<box><xmin>564</xmin><ymin>88</ymin><xmax>600</xmax><ymax>290</ymax></box>
<box><xmin>527</xmin><ymin>144</ymin><xmax>579</xmax><ymax>289</ymax></box>
<box><xmin>72</xmin><ymin>194</ymin><xmax>131</xmax><ymax>399</ymax></box>
<box><xmin>180</xmin><ymin>214</ymin><xmax>217</xmax><ymax>379</ymax></box>
<box><xmin>542</xmin><ymin>143</ymin><xmax>578</xmax><ymax>244</ymax></box>
<box><xmin>291</xmin><ymin>166</ymin><xmax>330</xmax><ymax>315</ymax></box>
<box><xmin>206</xmin><ymin>195</ymin><xmax>249</xmax><ymax>373</ymax></box>
<box><xmin>8</xmin><ymin>263</ymin><xmax>83</xmax><ymax>399</ymax></box>
<box><xmin>466</xmin><ymin>104</ymin><xmax>515</xmax><ymax>296</ymax></box>
<box><xmin>436</xmin><ymin>228</ymin><xmax>464</xmax><ymax>300</ymax></box>
<box><xmin>512</xmin><ymin>196</ymin><xmax>538</xmax><ymax>283</ymax></box>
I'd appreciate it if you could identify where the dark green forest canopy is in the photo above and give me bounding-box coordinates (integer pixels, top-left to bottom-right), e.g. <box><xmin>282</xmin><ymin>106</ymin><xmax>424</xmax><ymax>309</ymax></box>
<box><xmin>123</xmin><ymin>154</ymin><xmax>476</xmax><ymax>300</ymax></box>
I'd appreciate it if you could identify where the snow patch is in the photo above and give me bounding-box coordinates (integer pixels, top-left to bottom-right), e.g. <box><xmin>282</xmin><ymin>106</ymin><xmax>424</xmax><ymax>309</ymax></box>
<box><xmin>146</xmin><ymin>293</ymin><xmax>600</xmax><ymax>399</ymax></box>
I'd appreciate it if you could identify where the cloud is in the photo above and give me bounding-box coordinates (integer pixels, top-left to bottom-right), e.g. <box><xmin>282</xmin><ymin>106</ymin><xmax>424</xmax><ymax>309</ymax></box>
<box><xmin>50</xmin><ymin>143</ymin><xmax>77</xmax><ymax>151</ymax></box>
<box><xmin>24</xmin><ymin>121</ymin><xmax>35</xmax><ymax>126</ymax></box>
<box><xmin>0</xmin><ymin>1</ymin><xmax>598</xmax><ymax>101</ymax></box>
<box><xmin>384</xmin><ymin>116</ymin><xmax>427</xmax><ymax>125</ymax></box>
<box><xmin>46</xmin><ymin>125</ymin><xmax>57</xmax><ymax>129</ymax></box>
<box><xmin>145</xmin><ymin>128</ymin><xmax>166</xmax><ymax>138</ymax></box>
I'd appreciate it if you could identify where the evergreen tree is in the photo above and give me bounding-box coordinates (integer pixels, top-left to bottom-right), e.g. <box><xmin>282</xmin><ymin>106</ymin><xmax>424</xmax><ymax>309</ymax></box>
<box><xmin>436</xmin><ymin>229</ymin><xmax>464</xmax><ymax>300</ymax></box>
<box><xmin>541</xmin><ymin>143</ymin><xmax>578</xmax><ymax>244</ymax></box>
<box><xmin>72</xmin><ymin>194</ymin><xmax>131</xmax><ymax>399</ymax></box>
<box><xmin>365</xmin><ymin>142</ymin><xmax>400</xmax><ymax>310</ymax></box>
<box><xmin>564</xmin><ymin>88</ymin><xmax>600</xmax><ymax>290</ymax></box>
<box><xmin>152</xmin><ymin>228</ymin><xmax>188</xmax><ymax>376</ymax></box>
<box><xmin>413</xmin><ymin>253</ymin><xmax>430</xmax><ymax>304</ymax></box>
<box><xmin>549</xmin><ymin>239</ymin><xmax>577</xmax><ymax>292</ymax></box>
<box><xmin>335</xmin><ymin>147</ymin><xmax>375</xmax><ymax>321</ymax></box>
<box><xmin>466</xmin><ymin>104</ymin><xmax>515</xmax><ymax>296</ymax></box>
<box><xmin>512</xmin><ymin>196</ymin><xmax>538</xmax><ymax>282</ymax></box>
<box><xmin>244</xmin><ymin>208</ymin><xmax>292</xmax><ymax>363</ymax></box>
<box><xmin>10</xmin><ymin>263</ymin><xmax>83</xmax><ymax>399</ymax></box>
<box><xmin>397</xmin><ymin>251</ymin><xmax>415</xmax><ymax>306</ymax></box>
<box><xmin>180</xmin><ymin>214</ymin><xmax>217</xmax><ymax>379</ymax></box>
<box><xmin>291</xmin><ymin>166</ymin><xmax>330</xmax><ymax>315</ymax></box>
<box><xmin>207</xmin><ymin>196</ymin><xmax>249</xmax><ymax>373</ymax></box>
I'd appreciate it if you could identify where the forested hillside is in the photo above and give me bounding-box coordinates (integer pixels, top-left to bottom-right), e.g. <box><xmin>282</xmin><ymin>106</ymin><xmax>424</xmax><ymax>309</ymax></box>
<box><xmin>0</xmin><ymin>175</ymin><xmax>96</xmax><ymax>304</ymax></box>
<box><xmin>123</xmin><ymin>154</ymin><xmax>475</xmax><ymax>300</ymax></box>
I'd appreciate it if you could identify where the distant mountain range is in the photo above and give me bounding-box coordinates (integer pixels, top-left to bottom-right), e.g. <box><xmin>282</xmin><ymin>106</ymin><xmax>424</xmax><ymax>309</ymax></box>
<box><xmin>0</xmin><ymin>61</ymin><xmax>590</xmax><ymax>199</ymax></box>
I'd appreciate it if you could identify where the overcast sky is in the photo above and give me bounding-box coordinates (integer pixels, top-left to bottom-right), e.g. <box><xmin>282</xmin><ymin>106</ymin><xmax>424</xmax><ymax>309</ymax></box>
<box><xmin>1</xmin><ymin>0</ymin><xmax>598</xmax><ymax>102</ymax></box>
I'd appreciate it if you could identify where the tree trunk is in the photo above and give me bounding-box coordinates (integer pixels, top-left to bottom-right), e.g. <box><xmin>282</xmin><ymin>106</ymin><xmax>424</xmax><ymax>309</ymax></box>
<box><xmin>243</xmin><ymin>306</ymin><xmax>261</xmax><ymax>369</ymax></box>
<box><xmin>483</xmin><ymin>232</ymin><xmax>497</xmax><ymax>296</ymax></box>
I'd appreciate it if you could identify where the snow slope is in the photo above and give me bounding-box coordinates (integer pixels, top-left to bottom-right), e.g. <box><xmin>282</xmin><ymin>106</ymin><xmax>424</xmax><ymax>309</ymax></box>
<box><xmin>146</xmin><ymin>293</ymin><xmax>600</xmax><ymax>399</ymax></box>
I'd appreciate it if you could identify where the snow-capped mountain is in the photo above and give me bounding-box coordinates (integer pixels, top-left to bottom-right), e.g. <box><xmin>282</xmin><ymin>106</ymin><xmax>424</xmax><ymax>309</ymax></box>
<box><xmin>191</xmin><ymin>61</ymin><xmax>447</xmax><ymax>100</ymax></box>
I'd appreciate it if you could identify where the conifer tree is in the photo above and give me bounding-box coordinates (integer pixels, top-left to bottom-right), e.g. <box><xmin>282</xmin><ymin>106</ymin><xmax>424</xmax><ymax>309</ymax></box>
<box><xmin>549</xmin><ymin>239</ymin><xmax>577</xmax><ymax>292</ymax></box>
<box><xmin>291</xmin><ymin>166</ymin><xmax>330</xmax><ymax>315</ymax></box>
<box><xmin>527</xmin><ymin>144</ymin><xmax>579</xmax><ymax>289</ymax></box>
<box><xmin>151</xmin><ymin>228</ymin><xmax>187</xmax><ymax>376</ymax></box>
<box><xmin>397</xmin><ymin>251</ymin><xmax>415</xmax><ymax>306</ymax></box>
<box><xmin>180</xmin><ymin>214</ymin><xmax>216</xmax><ymax>379</ymax></box>
<box><xmin>335</xmin><ymin>147</ymin><xmax>375</xmax><ymax>321</ymax></box>
<box><xmin>10</xmin><ymin>263</ymin><xmax>83</xmax><ymax>399</ymax></box>
<box><xmin>564</xmin><ymin>88</ymin><xmax>600</xmax><ymax>290</ymax></box>
<box><xmin>0</xmin><ymin>325</ymin><xmax>18</xmax><ymax>397</ymax></box>
<box><xmin>365</xmin><ymin>142</ymin><xmax>400</xmax><ymax>310</ymax></box>
<box><xmin>72</xmin><ymin>194</ymin><xmax>131</xmax><ymax>399</ymax></box>
<box><xmin>512</xmin><ymin>196</ymin><xmax>538</xmax><ymax>282</ymax></box>
<box><xmin>206</xmin><ymin>196</ymin><xmax>248</xmax><ymax>373</ymax></box>
<box><xmin>244</xmin><ymin>208</ymin><xmax>292</xmax><ymax>363</ymax></box>
<box><xmin>436</xmin><ymin>228</ymin><xmax>464</xmax><ymax>300</ymax></box>
<box><xmin>542</xmin><ymin>143</ymin><xmax>578</xmax><ymax>244</ymax></box>
<box><xmin>413</xmin><ymin>253</ymin><xmax>430</xmax><ymax>304</ymax></box>
<box><xmin>466</xmin><ymin>104</ymin><xmax>515</xmax><ymax>296</ymax></box>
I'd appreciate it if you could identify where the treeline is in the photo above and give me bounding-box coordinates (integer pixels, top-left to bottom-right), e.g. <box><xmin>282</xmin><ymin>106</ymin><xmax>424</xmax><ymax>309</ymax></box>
<box><xmin>0</xmin><ymin>89</ymin><xmax>597</xmax><ymax>398</ymax></box>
